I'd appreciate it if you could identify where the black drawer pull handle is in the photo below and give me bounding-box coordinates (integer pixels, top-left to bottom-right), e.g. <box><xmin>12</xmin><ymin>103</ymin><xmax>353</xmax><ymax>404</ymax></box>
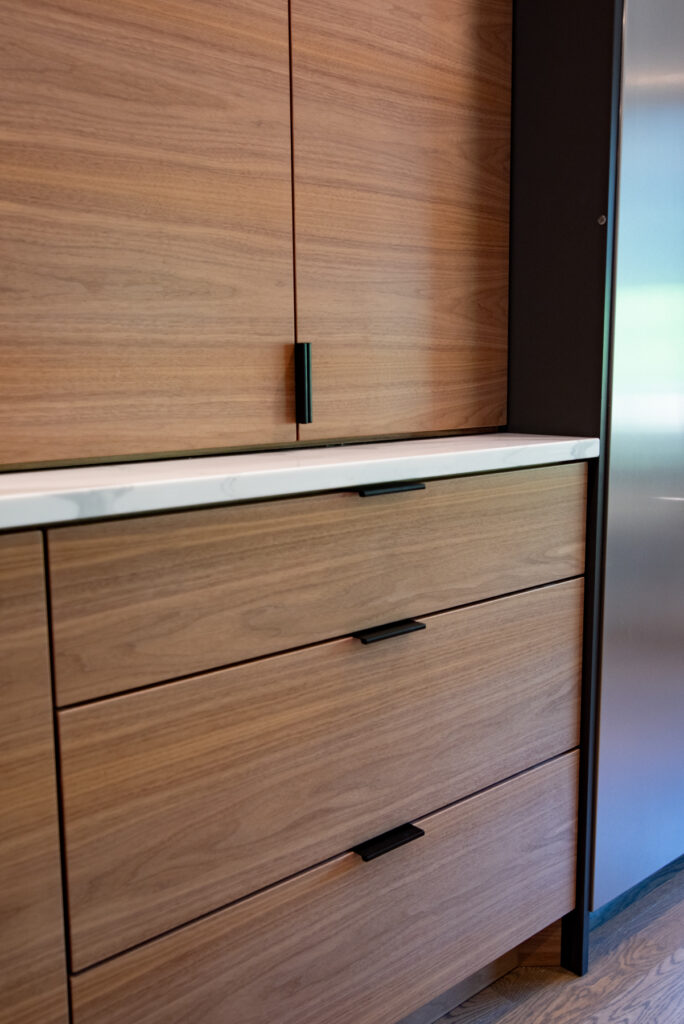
<box><xmin>352</xmin><ymin>619</ymin><xmax>426</xmax><ymax>645</ymax></box>
<box><xmin>358</xmin><ymin>481</ymin><xmax>426</xmax><ymax>497</ymax></box>
<box><xmin>353</xmin><ymin>823</ymin><xmax>426</xmax><ymax>862</ymax></box>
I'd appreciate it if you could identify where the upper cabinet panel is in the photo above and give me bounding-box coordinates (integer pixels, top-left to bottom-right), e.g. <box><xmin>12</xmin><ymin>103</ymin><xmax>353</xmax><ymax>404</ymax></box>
<box><xmin>292</xmin><ymin>0</ymin><xmax>511</xmax><ymax>440</ymax></box>
<box><xmin>0</xmin><ymin>0</ymin><xmax>295</xmax><ymax>468</ymax></box>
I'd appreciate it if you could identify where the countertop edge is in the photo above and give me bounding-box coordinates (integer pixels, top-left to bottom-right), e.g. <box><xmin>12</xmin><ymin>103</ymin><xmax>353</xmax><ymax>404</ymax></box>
<box><xmin>0</xmin><ymin>434</ymin><xmax>600</xmax><ymax>531</ymax></box>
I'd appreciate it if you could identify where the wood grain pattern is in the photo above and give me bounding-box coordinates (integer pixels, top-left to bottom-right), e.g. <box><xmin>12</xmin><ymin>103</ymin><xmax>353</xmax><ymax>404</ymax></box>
<box><xmin>292</xmin><ymin>0</ymin><xmax>511</xmax><ymax>440</ymax></box>
<box><xmin>60</xmin><ymin>579</ymin><xmax>582</xmax><ymax>967</ymax></box>
<box><xmin>441</xmin><ymin>843</ymin><xmax>684</xmax><ymax>1023</ymax></box>
<box><xmin>70</xmin><ymin>753</ymin><xmax>578</xmax><ymax>1024</ymax></box>
<box><xmin>0</xmin><ymin>534</ymin><xmax>68</xmax><ymax>1024</ymax></box>
<box><xmin>49</xmin><ymin>462</ymin><xmax>587</xmax><ymax>704</ymax></box>
<box><xmin>0</xmin><ymin>0</ymin><xmax>295</xmax><ymax>468</ymax></box>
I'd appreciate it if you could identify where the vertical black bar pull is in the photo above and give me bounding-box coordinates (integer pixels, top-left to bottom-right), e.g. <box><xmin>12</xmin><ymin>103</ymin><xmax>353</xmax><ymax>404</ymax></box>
<box><xmin>295</xmin><ymin>343</ymin><xmax>312</xmax><ymax>424</ymax></box>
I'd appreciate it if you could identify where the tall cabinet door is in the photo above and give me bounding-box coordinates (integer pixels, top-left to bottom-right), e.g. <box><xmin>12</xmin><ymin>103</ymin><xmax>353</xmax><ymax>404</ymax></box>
<box><xmin>0</xmin><ymin>1</ymin><xmax>295</xmax><ymax>468</ymax></box>
<box><xmin>292</xmin><ymin>0</ymin><xmax>511</xmax><ymax>441</ymax></box>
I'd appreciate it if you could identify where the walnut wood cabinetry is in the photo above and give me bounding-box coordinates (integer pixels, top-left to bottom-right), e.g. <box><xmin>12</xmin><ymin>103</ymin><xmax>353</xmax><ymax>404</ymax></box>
<box><xmin>0</xmin><ymin>0</ymin><xmax>511</xmax><ymax>469</ymax></box>
<box><xmin>48</xmin><ymin>462</ymin><xmax>585</xmax><ymax>704</ymax></box>
<box><xmin>0</xmin><ymin>460</ymin><xmax>587</xmax><ymax>1021</ymax></box>
<box><xmin>293</xmin><ymin>0</ymin><xmax>511</xmax><ymax>440</ymax></box>
<box><xmin>59</xmin><ymin>578</ymin><xmax>583</xmax><ymax>967</ymax></box>
<box><xmin>70</xmin><ymin>754</ymin><xmax>578</xmax><ymax>1024</ymax></box>
<box><xmin>0</xmin><ymin>1</ymin><xmax>604</xmax><ymax>1017</ymax></box>
<box><xmin>0</xmin><ymin>535</ymin><xmax>68</xmax><ymax>1024</ymax></box>
<box><xmin>0</xmin><ymin>0</ymin><xmax>295</xmax><ymax>467</ymax></box>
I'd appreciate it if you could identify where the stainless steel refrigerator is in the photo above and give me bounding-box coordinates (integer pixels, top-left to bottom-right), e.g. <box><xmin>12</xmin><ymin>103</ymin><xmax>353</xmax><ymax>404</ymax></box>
<box><xmin>592</xmin><ymin>0</ymin><xmax>684</xmax><ymax>909</ymax></box>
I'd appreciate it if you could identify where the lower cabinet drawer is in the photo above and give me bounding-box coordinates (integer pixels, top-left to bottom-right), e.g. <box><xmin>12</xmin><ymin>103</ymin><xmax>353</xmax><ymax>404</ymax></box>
<box><xmin>71</xmin><ymin>752</ymin><xmax>579</xmax><ymax>1024</ymax></box>
<box><xmin>59</xmin><ymin>579</ymin><xmax>583</xmax><ymax>968</ymax></box>
<box><xmin>49</xmin><ymin>462</ymin><xmax>587</xmax><ymax>704</ymax></box>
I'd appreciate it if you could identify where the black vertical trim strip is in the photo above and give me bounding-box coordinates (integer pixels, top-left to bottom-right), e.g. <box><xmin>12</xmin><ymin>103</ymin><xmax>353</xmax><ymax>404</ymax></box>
<box><xmin>560</xmin><ymin>460</ymin><xmax>604</xmax><ymax>972</ymax></box>
<box><xmin>560</xmin><ymin>0</ymin><xmax>625</xmax><ymax>976</ymax></box>
<box><xmin>507</xmin><ymin>0</ymin><xmax>624</xmax><ymax>974</ymax></box>
<box><xmin>41</xmin><ymin>531</ymin><xmax>74</xmax><ymax>1020</ymax></box>
<box><xmin>587</xmin><ymin>0</ymin><xmax>625</xmax><ymax>919</ymax></box>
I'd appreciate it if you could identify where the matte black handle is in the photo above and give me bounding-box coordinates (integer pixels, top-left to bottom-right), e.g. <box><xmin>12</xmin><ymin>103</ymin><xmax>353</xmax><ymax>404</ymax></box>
<box><xmin>353</xmin><ymin>823</ymin><xmax>425</xmax><ymax>862</ymax></box>
<box><xmin>353</xmin><ymin>619</ymin><xmax>426</xmax><ymax>645</ymax></box>
<box><xmin>295</xmin><ymin>343</ymin><xmax>312</xmax><ymax>424</ymax></box>
<box><xmin>358</xmin><ymin>481</ymin><xmax>426</xmax><ymax>497</ymax></box>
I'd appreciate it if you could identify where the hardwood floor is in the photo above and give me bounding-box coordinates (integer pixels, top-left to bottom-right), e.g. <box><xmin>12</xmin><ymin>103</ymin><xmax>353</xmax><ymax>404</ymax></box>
<box><xmin>438</xmin><ymin>859</ymin><xmax>684</xmax><ymax>1023</ymax></box>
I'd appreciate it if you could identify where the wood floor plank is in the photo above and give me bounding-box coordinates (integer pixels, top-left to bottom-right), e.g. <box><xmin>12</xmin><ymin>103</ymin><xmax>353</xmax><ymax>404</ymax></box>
<box><xmin>591</xmin><ymin>950</ymin><xmax>684</xmax><ymax>1024</ymax></box>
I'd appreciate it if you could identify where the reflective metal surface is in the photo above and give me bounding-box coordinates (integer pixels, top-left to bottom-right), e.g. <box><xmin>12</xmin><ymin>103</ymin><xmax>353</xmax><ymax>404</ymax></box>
<box><xmin>593</xmin><ymin>0</ymin><xmax>684</xmax><ymax>909</ymax></box>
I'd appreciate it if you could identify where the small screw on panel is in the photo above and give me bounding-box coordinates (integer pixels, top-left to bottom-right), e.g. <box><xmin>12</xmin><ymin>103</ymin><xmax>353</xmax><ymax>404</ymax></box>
<box><xmin>597</xmin><ymin>214</ymin><xmax>607</xmax><ymax>226</ymax></box>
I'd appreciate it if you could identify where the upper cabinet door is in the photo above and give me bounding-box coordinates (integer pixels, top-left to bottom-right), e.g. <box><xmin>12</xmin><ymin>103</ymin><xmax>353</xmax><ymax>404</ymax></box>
<box><xmin>292</xmin><ymin>0</ymin><xmax>511</xmax><ymax>440</ymax></box>
<box><xmin>0</xmin><ymin>1</ymin><xmax>295</xmax><ymax>468</ymax></box>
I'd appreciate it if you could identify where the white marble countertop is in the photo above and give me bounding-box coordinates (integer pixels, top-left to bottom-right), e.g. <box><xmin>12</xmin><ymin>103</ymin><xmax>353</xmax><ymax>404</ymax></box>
<box><xmin>0</xmin><ymin>433</ymin><xmax>599</xmax><ymax>530</ymax></box>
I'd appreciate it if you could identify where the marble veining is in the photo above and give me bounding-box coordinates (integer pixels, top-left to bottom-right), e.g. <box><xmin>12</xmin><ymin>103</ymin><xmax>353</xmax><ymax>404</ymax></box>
<box><xmin>0</xmin><ymin>434</ymin><xmax>600</xmax><ymax>530</ymax></box>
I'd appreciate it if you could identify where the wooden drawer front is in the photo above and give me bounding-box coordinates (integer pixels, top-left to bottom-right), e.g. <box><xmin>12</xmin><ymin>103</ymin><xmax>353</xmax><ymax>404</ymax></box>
<box><xmin>49</xmin><ymin>462</ymin><xmax>587</xmax><ymax>704</ymax></box>
<box><xmin>60</xmin><ymin>579</ymin><xmax>582</xmax><ymax>968</ymax></box>
<box><xmin>71</xmin><ymin>753</ymin><xmax>578</xmax><ymax>1024</ymax></box>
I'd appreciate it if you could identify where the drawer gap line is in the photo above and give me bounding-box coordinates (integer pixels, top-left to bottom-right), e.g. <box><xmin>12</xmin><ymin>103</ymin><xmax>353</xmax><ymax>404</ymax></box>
<box><xmin>41</xmin><ymin>531</ymin><xmax>76</xmax><ymax>1022</ymax></box>
<box><xmin>56</xmin><ymin>574</ymin><xmax>584</xmax><ymax>711</ymax></box>
<box><xmin>68</xmin><ymin>745</ymin><xmax>579</xmax><ymax>977</ymax></box>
